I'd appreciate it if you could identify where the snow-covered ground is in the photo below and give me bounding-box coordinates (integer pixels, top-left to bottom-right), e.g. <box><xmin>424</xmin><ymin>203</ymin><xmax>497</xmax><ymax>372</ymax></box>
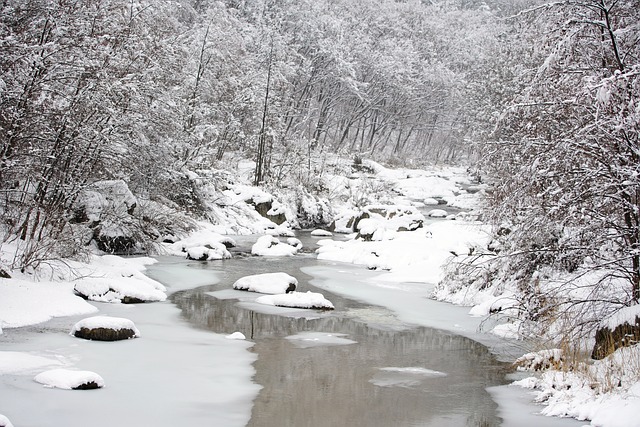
<box><xmin>1</xmin><ymin>160</ymin><xmax>637</xmax><ymax>426</ymax></box>
<box><xmin>0</xmin><ymin>258</ymin><xmax>259</xmax><ymax>427</ymax></box>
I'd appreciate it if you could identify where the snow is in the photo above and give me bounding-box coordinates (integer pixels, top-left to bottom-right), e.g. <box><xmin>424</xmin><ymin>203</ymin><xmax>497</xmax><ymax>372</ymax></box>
<box><xmin>251</xmin><ymin>235</ymin><xmax>300</xmax><ymax>256</ymax></box>
<box><xmin>0</xmin><ymin>276</ymin><xmax>260</xmax><ymax>427</ymax></box>
<box><xmin>370</xmin><ymin>366</ymin><xmax>447</xmax><ymax>388</ymax></box>
<box><xmin>225</xmin><ymin>332</ymin><xmax>246</xmax><ymax>340</ymax></box>
<box><xmin>73</xmin><ymin>277</ymin><xmax>167</xmax><ymax>303</ymax></box>
<box><xmin>70</xmin><ymin>316</ymin><xmax>141</xmax><ymax>337</ymax></box>
<box><xmin>166</xmin><ymin>228</ymin><xmax>233</xmax><ymax>260</ymax></box>
<box><xmin>34</xmin><ymin>369</ymin><xmax>105</xmax><ymax>390</ymax></box>
<box><xmin>310</xmin><ymin>229</ymin><xmax>333</xmax><ymax>237</ymax></box>
<box><xmin>0</xmin><ymin>279</ymin><xmax>98</xmax><ymax>329</ymax></box>
<box><xmin>317</xmin><ymin>219</ymin><xmax>489</xmax><ymax>278</ymax></box>
<box><xmin>0</xmin><ymin>161</ymin><xmax>634</xmax><ymax>427</ymax></box>
<box><xmin>232</xmin><ymin>272</ymin><xmax>297</xmax><ymax>294</ymax></box>
<box><xmin>0</xmin><ymin>414</ymin><xmax>14</xmax><ymax>427</ymax></box>
<box><xmin>255</xmin><ymin>291</ymin><xmax>335</xmax><ymax>310</ymax></box>
<box><xmin>603</xmin><ymin>305</ymin><xmax>640</xmax><ymax>329</ymax></box>
<box><xmin>0</xmin><ymin>352</ymin><xmax>65</xmax><ymax>375</ymax></box>
<box><xmin>513</xmin><ymin>345</ymin><xmax>640</xmax><ymax>427</ymax></box>
<box><xmin>285</xmin><ymin>332</ymin><xmax>357</xmax><ymax>348</ymax></box>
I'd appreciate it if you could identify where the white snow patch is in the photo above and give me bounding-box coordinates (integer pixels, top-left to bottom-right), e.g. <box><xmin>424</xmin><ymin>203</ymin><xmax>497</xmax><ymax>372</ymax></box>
<box><xmin>311</xmin><ymin>229</ymin><xmax>333</xmax><ymax>237</ymax></box>
<box><xmin>0</xmin><ymin>279</ymin><xmax>98</xmax><ymax>329</ymax></box>
<box><xmin>285</xmin><ymin>332</ymin><xmax>356</xmax><ymax>348</ymax></box>
<box><xmin>0</xmin><ymin>351</ymin><xmax>65</xmax><ymax>375</ymax></box>
<box><xmin>370</xmin><ymin>366</ymin><xmax>447</xmax><ymax>388</ymax></box>
<box><xmin>225</xmin><ymin>332</ymin><xmax>246</xmax><ymax>340</ymax></box>
<box><xmin>603</xmin><ymin>305</ymin><xmax>640</xmax><ymax>330</ymax></box>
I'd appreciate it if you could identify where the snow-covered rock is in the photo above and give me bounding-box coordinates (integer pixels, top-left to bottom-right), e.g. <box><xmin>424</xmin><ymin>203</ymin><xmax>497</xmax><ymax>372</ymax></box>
<box><xmin>592</xmin><ymin>306</ymin><xmax>640</xmax><ymax>359</ymax></box>
<box><xmin>331</xmin><ymin>205</ymin><xmax>424</xmax><ymax>241</ymax></box>
<box><xmin>185</xmin><ymin>243</ymin><xmax>231</xmax><ymax>261</ymax></box>
<box><xmin>251</xmin><ymin>235</ymin><xmax>300</xmax><ymax>256</ymax></box>
<box><xmin>427</xmin><ymin>209</ymin><xmax>448</xmax><ymax>218</ymax></box>
<box><xmin>167</xmin><ymin>229</ymin><xmax>233</xmax><ymax>260</ymax></box>
<box><xmin>74</xmin><ymin>276</ymin><xmax>167</xmax><ymax>303</ymax></box>
<box><xmin>0</xmin><ymin>414</ymin><xmax>14</xmax><ymax>427</ymax></box>
<box><xmin>256</xmin><ymin>291</ymin><xmax>334</xmax><ymax>310</ymax></box>
<box><xmin>232</xmin><ymin>272</ymin><xmax>298</xmax><ymax>294</ymax></box>
<box><xmin>34</xmin><ymin>369</ymin><xmax>105</xmax><ymax>390</ymax></box>
<box><xmin>70</xmin><ymin>316</ymin><xmax>140</xmax><ymax>341</ymax></box>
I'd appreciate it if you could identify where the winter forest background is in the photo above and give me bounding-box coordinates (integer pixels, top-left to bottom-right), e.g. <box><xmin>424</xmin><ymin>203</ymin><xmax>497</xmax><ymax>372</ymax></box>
<box><xmin>1</xmin><ymin>0</ymin><xmax>639</xmax><ymax>353</ymax></box>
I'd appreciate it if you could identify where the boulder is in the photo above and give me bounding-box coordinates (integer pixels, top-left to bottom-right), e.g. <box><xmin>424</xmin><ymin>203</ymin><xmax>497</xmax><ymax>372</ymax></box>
<box><xmin>70</xmin><ymin>316</ymin><xmax>140</xmax><ymax>341</ymax></box>
<box><xmin>591</xmin><ymin>315</ymin><xmax>640</xmax><ymax>360</ymax></box>
<box><xmin>251</xmin><ymin>198</ymin><xmax>287</xmax><ymax>225</ymax></box>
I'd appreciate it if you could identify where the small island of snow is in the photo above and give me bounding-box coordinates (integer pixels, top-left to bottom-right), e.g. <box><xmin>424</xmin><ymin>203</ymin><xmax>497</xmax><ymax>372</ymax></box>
<box><xmin>256</xmin><ymin>291</ymin><xmax>334</xmax><ymax>310</ymax></box>
<box><xmin>232</xmin><ymin>272</ymin><xmax>298</xmax><ymax>294</ymax></box>
<box><xmin>34</xmin><ymin>368</ymin><xmax>105</xmax><ymax>390</ymax></box>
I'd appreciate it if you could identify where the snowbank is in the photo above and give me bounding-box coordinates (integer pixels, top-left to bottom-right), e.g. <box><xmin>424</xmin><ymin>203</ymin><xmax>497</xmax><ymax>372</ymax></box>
<box><xmin>0</xmin><ymin>280</ymin><xmax>98</xmax><ymax>330</ymax></box>
<box><xmin>512</xmin><ymin>346</ymin><xmax>640</xmax><ymax>427</ymax></box>
<box><xmin>317</xmin><ymin>220</ymin><xmax>489</xmax><ymax>279</ymax></box>
<box><xmin>232</xmin><ymin>272</ymin><xmax>298</xmax><ymax>294</ymax></box>
<box><xmin>0</xmin><ymin>351</ymin><xmax>65</xmax><ymax>375</ymax></box>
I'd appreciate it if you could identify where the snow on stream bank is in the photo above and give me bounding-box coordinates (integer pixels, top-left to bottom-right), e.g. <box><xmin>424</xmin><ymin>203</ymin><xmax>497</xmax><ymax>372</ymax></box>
<box><xmin>1</xmin><ymin>161</ymin><xmax>637</xmax><ymax>426</ymax></box>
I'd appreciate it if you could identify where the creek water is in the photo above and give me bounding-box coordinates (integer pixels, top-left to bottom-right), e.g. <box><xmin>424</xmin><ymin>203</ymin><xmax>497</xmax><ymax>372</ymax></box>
<box><xmin>150</xmin><ymin>234</ymin><xmax>511</xmax><ymax>427</ymax></box>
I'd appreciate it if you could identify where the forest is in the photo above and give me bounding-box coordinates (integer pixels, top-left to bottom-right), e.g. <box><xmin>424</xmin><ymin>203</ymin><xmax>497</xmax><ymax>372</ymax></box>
<box><xmin>1</xmin><ymin>0</ymin><xmax>639</xmax><ymax>356</ymax></box>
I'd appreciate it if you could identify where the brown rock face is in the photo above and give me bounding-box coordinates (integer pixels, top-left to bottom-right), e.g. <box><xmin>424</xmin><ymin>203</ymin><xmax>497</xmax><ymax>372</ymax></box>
<box><xmin>591</xmin><ymin>316</ymin><xmax>640</xmax><ymax>360</ymax></box>
<box><xmin>73</xmin><ymin>327</ymin><xmax>138</xmax><ymax>341</ymax></box>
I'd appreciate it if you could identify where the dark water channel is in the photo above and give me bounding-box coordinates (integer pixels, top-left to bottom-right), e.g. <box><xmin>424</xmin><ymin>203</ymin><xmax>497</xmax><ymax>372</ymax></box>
<box><xmin>162</xmin><ymin>235</ymin><xmax>510</xmax><ymax>427</ymax></box>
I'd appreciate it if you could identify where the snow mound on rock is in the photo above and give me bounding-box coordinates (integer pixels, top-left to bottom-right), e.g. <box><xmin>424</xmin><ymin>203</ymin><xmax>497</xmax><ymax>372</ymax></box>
<box><xmin>74</xmin><ymin>277</ymin><xmax>166</xmax><ymax>303</ymax></box>
<box><xmin>34</xmin><ymin>368</ymin><xmax>105</xmax><ymax>390</ymax></box>
<box><xmin>0</xmin><ymin>414</ymin><xmax>14</xmax><ymax>427</ymax></box>
<box><xmin>232</xmin><ymin>272</ymin><xmax>298</xmax><ymax>294</ymax></box>
<box><xmin>70</xmin><ymin>316</ymin><xmax>140</xmax><ymax>340</ymax></box>
<box><xmin>167</xmin><ymin>229</ymin><xmax>233</xmax><ymax>260</ymax></box>
<box><xmin>251</xmin><ymin>235</ymin><xmax>300</xmax><ymax>256</ymax></box>
<box><xmin>256</xmin><ymin>291</ymin><xmax>334</xmax><ymax>310</ymax></box>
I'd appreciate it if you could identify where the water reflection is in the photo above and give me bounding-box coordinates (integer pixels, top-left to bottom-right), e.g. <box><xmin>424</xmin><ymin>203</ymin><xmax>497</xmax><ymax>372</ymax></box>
<box><xmin>167</xmin><ymin>252</ymin><xmax>509</xmax><ymax>427</ymax></box>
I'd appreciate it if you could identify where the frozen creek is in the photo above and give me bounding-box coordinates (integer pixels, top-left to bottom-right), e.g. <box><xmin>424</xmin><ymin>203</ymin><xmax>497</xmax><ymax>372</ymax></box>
<box><xmin>0</xmin><ymin>233</ymin><xmax>583</xmax><ymax>427</ymax></box>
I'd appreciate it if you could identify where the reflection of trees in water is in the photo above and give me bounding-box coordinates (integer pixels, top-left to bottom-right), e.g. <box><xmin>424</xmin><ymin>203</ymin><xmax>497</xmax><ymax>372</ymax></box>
<box><xmin>172</xmin><ymin>285</ymin><xmax>509</xmax><ymax>427</ymax></box>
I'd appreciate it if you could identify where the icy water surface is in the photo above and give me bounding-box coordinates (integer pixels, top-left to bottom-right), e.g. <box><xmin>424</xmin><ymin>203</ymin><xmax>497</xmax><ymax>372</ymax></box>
<box><xmin>157</xmin><ymin>235</ymin><xmax>510</xmax><ymax>427</ymax></box>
